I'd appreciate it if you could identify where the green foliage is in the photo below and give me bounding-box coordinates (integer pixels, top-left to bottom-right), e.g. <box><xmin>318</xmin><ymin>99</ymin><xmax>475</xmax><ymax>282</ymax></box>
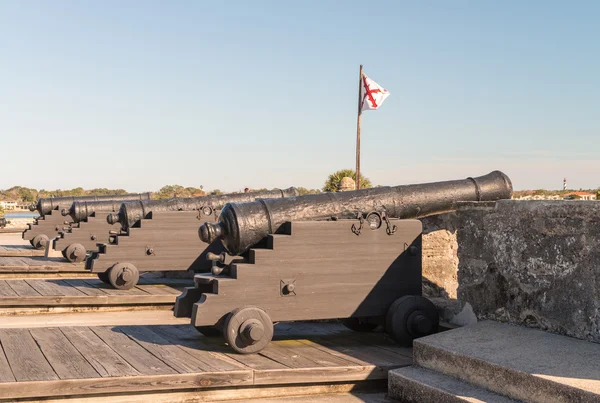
<box><xmin>209</xmin><ymin>189</ymin><xmax>223</xmax><ymax>195</ymax></box>
<box><xmin>153</xmin><ymin>185</ymin><xmax>205</xmax><ymax>199</ymax></box>
<box><xmin>0</xmin><ymin>205</ymin><xmax>4</xmax><ymax>218</ymax></box>
<box><xmin>322</xmin><ymin>169</ymin><xmax>372</xmax><ymax>192</ymax></box>
<box><xmin>297</xmin><ymin>187</ymin><xmax>322</xmax><ymax>195</ymax></box>
<box><xmin>0</xmin><ymin>186</ymin><xmax>38</xmax><ymax>203</ymax></box>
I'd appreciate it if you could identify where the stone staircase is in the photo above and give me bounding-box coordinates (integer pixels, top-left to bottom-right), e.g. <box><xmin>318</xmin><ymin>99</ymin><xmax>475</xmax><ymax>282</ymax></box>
<box><xmin>389</xmin><ymin>320</ymin><xmax>600</xmax><ymax>403</ymax></box>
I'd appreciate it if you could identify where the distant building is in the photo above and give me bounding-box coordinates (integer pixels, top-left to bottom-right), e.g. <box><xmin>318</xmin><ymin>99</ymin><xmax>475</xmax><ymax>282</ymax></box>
<box><xmin>0</xmin><ymin>200</ymin><xmax>18</xmax><ymax>210</ymax></box>
<box><xmin>513</xmin><ymin>195</ymin><xmax>562</xmax><ymax>201</ymax></box>
<box><xmin>563</xmin><ymin>192</ymin><xmax>597</xmax><ymax>201</ymax></box>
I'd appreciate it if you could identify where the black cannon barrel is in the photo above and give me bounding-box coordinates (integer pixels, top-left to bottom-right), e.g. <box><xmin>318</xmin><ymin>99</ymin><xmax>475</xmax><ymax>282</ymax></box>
<box><xmin>61</xmin><ymin>193</ymin><xmax>152</xmax><ymax>223</ymax></box>
<box><xmin>32</xmin><ymin>193</ymin><xmax>153</xmax><ymax>217</ymax></box>
<box><xmin>199</xmin><ymin>171</ymin><xmax>513</xmax><ymax>256</ymax></box>
<box><xmin>107</xmin><ymin>187</ymin><xmax>300</xmax><ymax>231</ymax></box>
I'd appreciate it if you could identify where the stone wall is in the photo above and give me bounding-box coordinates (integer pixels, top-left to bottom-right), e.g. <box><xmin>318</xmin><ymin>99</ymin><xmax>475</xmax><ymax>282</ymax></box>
<box><xmin>421</xmin><ymin>214</ymin><xmax>459</xmax><ymax>299</ymax></box>
<box><xmin>456</xmin><ymin>200</ymin><xmax>600</xmax><ymax>344</ymax></box>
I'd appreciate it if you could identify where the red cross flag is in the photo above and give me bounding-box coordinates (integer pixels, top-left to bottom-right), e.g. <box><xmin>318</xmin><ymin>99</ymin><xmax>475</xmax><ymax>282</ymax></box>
<box><xmin>360</xmin><ymin>73</ymin><xmax>390</xmax><ymax>111</ymax></box>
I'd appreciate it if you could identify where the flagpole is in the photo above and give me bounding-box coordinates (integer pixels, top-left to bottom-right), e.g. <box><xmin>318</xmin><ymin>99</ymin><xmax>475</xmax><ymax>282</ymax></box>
<box><xmin>355</xmin><ymin>64</ymin><xmax>363</xmax><ymax>190</ymax></box>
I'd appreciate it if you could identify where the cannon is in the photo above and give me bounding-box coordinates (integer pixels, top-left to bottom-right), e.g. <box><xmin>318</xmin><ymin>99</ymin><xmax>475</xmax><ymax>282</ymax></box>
<box><xmin>175</xmin><ymin>171</ymin><xmax>513</xmax><ymax>354</ymax></box>
<box><xmin>0</xmin><ymin>218</ymin><xmax>9</xmax><ymax>229</ymax></box>
<box><xmin>22</xmin><ymin>193</ymin><xmax>151</xmax><ymax>249</ymax></box>
<box><xmin>106</xmin><ymin>188</ymin><xmax>299</xmax><ymax>232</ymax></box>
<box><xmin>85</xmin><ymin>188</ymin><xmax>299</xmax><ymax>290</ymax></box>
<box><xmin>52</xmin><ymin>197</ymin><xmax>150</xmax><ymax>263</ymax></box>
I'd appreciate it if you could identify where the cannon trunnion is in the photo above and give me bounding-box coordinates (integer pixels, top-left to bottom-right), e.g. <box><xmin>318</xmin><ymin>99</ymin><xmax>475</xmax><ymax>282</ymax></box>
<box><xmin>175</xmin><ymin>219</ymin><xmax>439</xmax><ymax>354</ymax></box>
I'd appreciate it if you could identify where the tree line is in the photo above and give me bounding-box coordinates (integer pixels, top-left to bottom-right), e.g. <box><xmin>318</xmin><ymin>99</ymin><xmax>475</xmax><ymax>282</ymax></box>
<box><xmin>0</xmin><ymin>169</ymin><xmax>370</xmax><ymax>202</ymax></box>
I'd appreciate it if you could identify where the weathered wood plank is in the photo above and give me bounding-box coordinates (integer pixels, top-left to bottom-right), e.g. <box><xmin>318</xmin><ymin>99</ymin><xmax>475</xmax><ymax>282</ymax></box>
<box><xmin>0</xmin><ymin>371</ymin><xmax>253</xmax><ymax>399</ymax></box>
<box><xmin>0</xmin><ymin>339</ymin><xmax>15</xmax><ymax>382</ymax></box>
<box><xmin>30</xmin><ymin>328</ymin><xmax>99</xmax><ymax>379</ymax></box>
<box><xmin>83</xmin><ymin>279</ymin><xmax>150</xmax><ymax>296</ymax></box>
<box><xmin>303</xmin><ymin>336</ymin><xmax>412</xmax><ymax>367</ymax></box>
<box><xmin>62</xmin><ymin>279</ymin><xmax>110</xmax><ymax>296</ymax></box>
<box><xmin>0</xmin><ymin>246</ymin><xmax>44</xmax><ymax>257</ymax></box>
<box><xmin>61</xmin><ymin>327</ymin><xmax>139</xmax><ymax>377</ymax></box>
<box><xmin>0</xmin><ymin>281</ymin><xmax>17</xmax><ymax>297</ymax></box>
<box><xmin>0</xmin><ymin>329</ymin><xmax>58</xmax><ymax>381</ymax></box>
<box><xmin>51</xmin><ymin>280</ymin><xmax>88</xmax><ymax>296</ymax></box>
<box><xmin>253</xmin><ymin>365</ymin><xmax>387</xmax><ymax>386</ymax></box>
<box><xmin>149</xmin><ymin>325</ymin><xmax>245</xmax><ymax>372</ymax></box>
<box><xmin>269</xmin><ymin>339</ymin><xmax>359</xmax><ymax>367</ymax></box>
<box><xmin>134</xmin><ymin>283</ymin><xmax>183</xmax><ymax>296</ymax></box>
<box><xmin>25</xmin><ymin>279</ymin><xmax>68</xmax><ymax>296</ymax></box>
<box><xmin>275</xmin><ymin>323</ymin><xmax>412</xmax><ymax>366</ymax></box>
<box><xmin>0</xmin><ymin>257</ymin><xmax>85</xmax><ymax>271</ymax></box>
<box><xmin>118</xmin><ymin>326</ymin><xmax>217</xmax><ymax>373</ymax></box>
<box><xmin>137</xmin><ymin>278</ymin><xmax>190</xmax><ymax>295</ymax></box>
<box><xmin>6</xmin><ymin>279</ymin><xmax>41</xmax><ymax>296</ymax></box>
<box><xmin>259</xmin><ymin>342</ymin><xmax>328</xmax><ymax>368</ymax></box>
<box><xmin>164</xmin><ymin>324</ymin><xmax>289</xmax><ymax>370</ymax></box>
<box><xmin>91</xmin><ymin>327</ymin><xmax>178</xmax><ymax>376</ymax></box>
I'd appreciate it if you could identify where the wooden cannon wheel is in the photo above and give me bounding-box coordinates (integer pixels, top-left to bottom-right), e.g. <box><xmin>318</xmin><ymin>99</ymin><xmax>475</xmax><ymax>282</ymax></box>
<box><xmin>31</xmin><ymin>234</ymin><xmax>49</xmax><ymax>250</ymax></box>
<box><xmin>224</xmin><ymin>306</ymin><xmax>273</xmax><ymax>354</ymax></box>
<box><xmin>107</xmin><ymin>262</ymin><xmax>140</xmax><ymax>290</ymax></box>
<box><xmin>385</xmin><ymin>295</ymin><xmax>439</xmax><ymax>345</ymax></box>
<box><xmin>65</xmin><ymin>243</ymin><xmax>86</xmax><ymax>263</ymax></box>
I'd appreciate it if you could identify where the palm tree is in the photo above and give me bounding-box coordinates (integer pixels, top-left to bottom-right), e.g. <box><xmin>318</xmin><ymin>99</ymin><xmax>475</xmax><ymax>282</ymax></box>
<box><xmin>322</xmin><ymin>169</ymin><xmax>372</xmax><ymax>192</ymax></box>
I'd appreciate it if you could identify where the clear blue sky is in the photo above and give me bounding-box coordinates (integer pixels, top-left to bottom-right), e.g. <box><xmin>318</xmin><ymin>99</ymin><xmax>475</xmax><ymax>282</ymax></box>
<box><xmin>1</xmin><ymin>1</ymin><xmax>598</xmax><ymax>192</ymax></box>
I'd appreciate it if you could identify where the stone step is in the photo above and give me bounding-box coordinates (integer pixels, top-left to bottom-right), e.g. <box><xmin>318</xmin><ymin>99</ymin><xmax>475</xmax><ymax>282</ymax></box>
<box><xmin>413</xmin><ymin>320</ymin><xmax>600</xmax><ymax>403</ymax></box>
<box><xmin>389</xmin><ymin>366</ymin><xmax>520</xmax><ymax>403</ymax></box>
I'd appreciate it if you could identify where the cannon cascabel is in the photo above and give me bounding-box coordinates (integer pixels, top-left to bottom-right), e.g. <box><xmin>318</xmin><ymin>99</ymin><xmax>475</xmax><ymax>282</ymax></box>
<box><xmin>34</xmin><ymin>193</ymin><xmax>153</xmax><ymax>217</ymax></box>
<box><xmin>199</xmin><ymin>171</ymin><xmax>513</xmax><ymax>256</ymax></box>
<box><xmin>62</xmin><ymin>193</ymin><xmax>152</xmax><ymax>223</ymax></box>
<box><xmin>107</xmin><ymin>187</ymin><xmax>300</xmax><ymax>231</ymax></box>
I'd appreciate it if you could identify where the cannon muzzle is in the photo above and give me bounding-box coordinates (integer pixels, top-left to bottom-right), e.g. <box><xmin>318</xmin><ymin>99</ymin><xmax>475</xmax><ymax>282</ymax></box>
<box><xmin>199</xmin><ymin>222</ymin><xmax>223</xmax><ymax>244</ymax></box>
<box><xmin>200</xmin><ymin>170</ymin><xmax>513</xmax><ymax>256</ymax></box>
<box><xmin>110</xmin><ymin>187</ymin><xmax>300</xmax><ymax>231</ymax></box>
<box><xmin>107</xmin><ymin>213</ymin><xmax>120</xmax><ymax>225</ymax></box>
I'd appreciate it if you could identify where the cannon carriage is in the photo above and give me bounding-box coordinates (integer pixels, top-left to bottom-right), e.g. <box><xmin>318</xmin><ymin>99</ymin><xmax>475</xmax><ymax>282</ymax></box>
<box><xmin>22</xmin><ymin>193</ymin><xmax>151</xmax><ymax>249</ymax></box>
<box><xmin>0</xmin><ymin>218</ymin><xmax>9</xmax><ymax>229</ymax></box>
<box><xmin>52</xmin><ymin>199</ymin><xmax>140</xmax><ymax>262</ymax></box>
<box><xmin>85</xmin><ymin>188</ymin><xmax>299</xmax><ymax>290</ymax></box>
<box><xmin>174</xmin><ymin>171</ymin><xmax>514</xmax><ymax>354</ymax></box>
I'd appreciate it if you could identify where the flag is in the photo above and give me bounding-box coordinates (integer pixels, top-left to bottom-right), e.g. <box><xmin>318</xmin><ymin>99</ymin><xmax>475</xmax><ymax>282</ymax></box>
<box><xmin>360</xmin><ymin>73</ymin><xmax>390</xmax><ymax>111</ymax></box>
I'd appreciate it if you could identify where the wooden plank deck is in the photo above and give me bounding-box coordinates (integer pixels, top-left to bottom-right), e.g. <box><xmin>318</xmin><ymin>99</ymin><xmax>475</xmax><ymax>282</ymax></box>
<box><xmin>0</xmin><ymin>278</ymin><xmax>190</xmax><ymax>313</ymax></box>
<box><xmin>0</xmin><ymin>245</ymin><xmax>45</xmax><ymax>257</ymax></box>
<box><xmin>0</xmin><ymin>322</ymin><xmax>411</xmax><ymax>401</ymax></box>
<box><xmin>0</xmin><ymin>228</ymin><xmax>28</xmax><ymax>234</ymax></box>
<box><xmin>0</xmin><ymin>256</ymin><xmax>86</xmax><ymax>274</ymax></box>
